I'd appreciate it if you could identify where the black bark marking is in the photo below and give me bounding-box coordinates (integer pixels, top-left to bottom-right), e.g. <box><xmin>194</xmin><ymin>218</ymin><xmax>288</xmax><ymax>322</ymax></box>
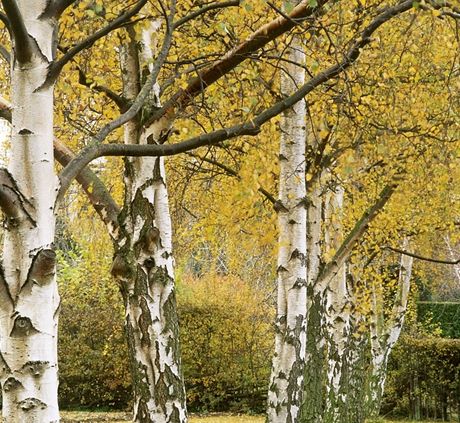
<box><xmin>0</xmin><ymin>352</ymin><xmax>11</xmax><ymax>376</ymax></box>
<box><xmin>111</xmin><ymin>254</ymin><xmax>132</xmax><ymax>280</ymax></box>
<box><xmin>290</xmin><ymin>248</ymin><xmax>306</xmax><ymax>264</ymax></box>
<box><xmin>18</xmin><ymin>128</ymin><xmax>33</xmax><ymax>135</ymax></box>
<box><xmin>0</xmin><ymin>169</ymin><xmax>36</xmax><ymax>225</ymax></box>
<box><xmin>21</xmin><ymin>361</ymin><xmax>48</xmax><ymax>377</ymax></box>
<box><xmin>138</xmin><ymin>296</ymin><xmax>152</xmax><ymax>347</ymax></box>
<box><xmin>149</xmin><ymin>265</ymin><xmax>171</xmax><ymax>287</ymax></box>
<box><xmin>152</xmin><ymin>158</ymin><xmax>162</xmax><ymax>182</ymax></box>
<box><xmin>292</xmin><ymin>278</ymin><xmax>307</xmax><ymax>289</ymax></box>
<box><xmin>26</xmin><ymin>248</ymin><xmax>56</xmax><ymax>287</ymax></box>
<box><xmin>11</xmin><ymin>316</ymin><xmax>39</xmax><ymax>337</ymax></box>
<box><xmin>3</xmin><ymin>377</ymin><xmax>23</xmax><ymax>392</ymax></box>
<box><xmin>141</xmin><ymin>227</ymin><xmax>159</xmax><ymax>254</ymax></box>
<box><xmin>0</xmin><ymin>265</ymin><xmax>14</xmax><ymax>307</ymax></box>
<box><xmin>17</xmin><ymin>397</ymin><xmax>47</xmax><ymax>410</ymax></box>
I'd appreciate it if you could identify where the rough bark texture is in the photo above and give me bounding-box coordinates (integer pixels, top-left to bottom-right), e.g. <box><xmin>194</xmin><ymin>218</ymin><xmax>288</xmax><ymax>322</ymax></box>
<box><xmin>110</xmin><ymin>26</ymin><xmax>187</xmax><ymax>423</ymax></box>
<box><xmin>267</xmin><ymin>18</ymin><xmax>307</xmax><ymax>423</ymax></box>
<box><xmin>322</xmin><ymin>187</ymin><xmax>351</xmax><ymax>423</ymax></box>
<box><xmin>367</xmin><ymin>241</ymin><xmax>413</xmax><ymax>418</ymax></box>
<box><xmin>301</xmin><ymin>180</ymin><xmax>325</xmax><ymax>423</ymax></box>
<box><xmin>0</xmin><ymin>2</ymin><xmax>60</xmax><ymax>422</ymax></box>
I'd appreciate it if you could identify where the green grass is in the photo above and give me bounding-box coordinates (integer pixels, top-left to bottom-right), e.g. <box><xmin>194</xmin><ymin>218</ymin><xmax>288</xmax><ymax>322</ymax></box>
<box><xmin>61</xmin><ymin>411</ymin><xmax>442</xmax><ymax>422</ymax></box>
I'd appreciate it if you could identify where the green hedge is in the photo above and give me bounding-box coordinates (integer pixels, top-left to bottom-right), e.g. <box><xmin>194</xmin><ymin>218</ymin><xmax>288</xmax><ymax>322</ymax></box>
<box><xmin>417</xmin><ymin>301</ymin><xmax>460</xmax><ymax>338</ymax></box>
<box><xmin>383</xmin><ymin>336</ymin><xmax>460</xmax><ymax>420</ymax></box>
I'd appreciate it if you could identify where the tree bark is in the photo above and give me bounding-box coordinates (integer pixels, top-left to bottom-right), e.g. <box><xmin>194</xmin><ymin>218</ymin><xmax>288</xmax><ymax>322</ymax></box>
<box><xmin>110</xmin><ymin>25</ymin><xmax>187</xmax><ymax>423</ymax></box>
<box><xmin>267</xmin><ymin>16</ymin><xmax>307</xmax><ymax>423</ymax></box>
<box><xmin>367</xmin><ymin>240</ymin><xmax>413</xmax><ymax>418</ymax></box>
<box><xmin>301</xmin><ymin>180</ymin><xmax>326</xmax><ymax>423</ymax></box>
<box><xmin>322</xmin><ymin>186</ymin><xmax>352</xmax><ymax>423</ymax></box>
<box><xmin>0</xmin><ymin>2</ymin><xmax>60</xmax><ymax>421</ymax></box>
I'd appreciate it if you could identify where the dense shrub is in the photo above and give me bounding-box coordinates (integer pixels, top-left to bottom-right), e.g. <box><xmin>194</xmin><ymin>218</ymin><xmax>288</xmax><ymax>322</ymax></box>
<box><xmin>58</xmin><ymin>251</ymin><xmax>132</xmax><ymax>409</ymax></box>
<box><xmin>178</xmin><ymin>274</ymin><xmax>274</xmax><ymax>413</ymax></box>
<box><xmin>383</xmin><ymin>336</ymin><xmax>460</xmax><ymax>420</ymax></box>
<box><xmin>58</xmin><ymin>250</ymin><xmax>274</xmax><ymax>412</ymax></box>
<box><xmin>417</xmin><ymin>302</ymin><xmax>460</xmax><ymax>338</ymax></box>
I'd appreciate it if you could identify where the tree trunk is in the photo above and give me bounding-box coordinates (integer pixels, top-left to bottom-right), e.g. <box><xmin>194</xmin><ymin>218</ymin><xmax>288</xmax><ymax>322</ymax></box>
<box><xmin>367</xmin><ymin>241</ymin><xmax>413</xmax><ymax>418</ymax></box>
<box><xmin>322</xmin><ymin>186</ymin><xmax>351</xmax><ymax>423</ymax></box>
<box><xmin>301</xmin><ymin>181</ymin><xmax>325</xmax><ymax>423</ymax></box>
<box><xmin>267</xmin><ymin>16</ymin><xmax>307</xmax><ymax>423</ymax></box>
<box><xmin>0</xmin><ymin>3</ymin><xmax>60</xmax><ymax>422</ymax></box>
<box><xmin>110</xmin><ymin>26</ymin><xmax>187</xmax><ymax>423</ymax></box>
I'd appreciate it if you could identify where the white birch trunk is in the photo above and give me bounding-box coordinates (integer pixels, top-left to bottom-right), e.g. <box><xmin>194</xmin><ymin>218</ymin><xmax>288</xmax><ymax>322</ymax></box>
<box><xmin>301</xmin><ymin>179</ymin><xmax>326</xmax><ymax>423</ymax></box>
<box><xmin>0</xmin><ymin>2</ymin><xmax>60</xmax><ymax>422</ymax></box>
<box><xmin>367</xmin><ymin>239</ymin><xmax>413</xmax><ymax>418</ymax></box>
<box><xmin>267</xmin><ymin>16</ymin><xmax>307</xmax><ymax>423</ymax></box>
<box><xmin>323</xmin><ymin>186</ymin><xmax>351</xmax><ymax>423</ymax></box>
<box><xmin>110</xmin><ymin>26</ymin><xmax>187</xmax><ymax>423</ymax></box>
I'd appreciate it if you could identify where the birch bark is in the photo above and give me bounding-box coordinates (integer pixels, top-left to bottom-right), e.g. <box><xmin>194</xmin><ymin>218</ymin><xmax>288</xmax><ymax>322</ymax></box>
<box><xmin>0</xmin><ymin>2</ymin><xmax>60</xmax><ymax>421</ymax></box>
<box><xmin>322</xmin><ymin>186</ymin><xmax>351</xmax><ymax>423</ymax></box>
<box><xmin>266</xmin><ymin>17</ymin><xmax>307</xmax><ymax>423</ymax></box>
<box><xmin>367</xmin><ymin>240</ymin><xmax>413</xmax><ymax>418</ymax></box>
<box><xmin>301</xmin><ymin>180</ymin><xmax>326</xmax><ymax>423</ymax></box>
<box><xmin>110</xmin><ymin>26</ymin><xmax>187</xmax><ymax>423</ymax></box>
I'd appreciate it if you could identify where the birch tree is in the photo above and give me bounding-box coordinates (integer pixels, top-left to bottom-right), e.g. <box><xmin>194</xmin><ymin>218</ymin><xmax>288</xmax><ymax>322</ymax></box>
<box><xmin>367</xmin><ymin>241</ymin><xmax>414</xmax><ymax>417</ymax></box>
<box><xmin>0</xmin><ymin>1</ymin><xmax>455</xmax><ymax>422</ymax></box>
<box><xmin>266</xmin><ymin>10</ymin><xmax>307</xmax><ymax>421</ymax></box>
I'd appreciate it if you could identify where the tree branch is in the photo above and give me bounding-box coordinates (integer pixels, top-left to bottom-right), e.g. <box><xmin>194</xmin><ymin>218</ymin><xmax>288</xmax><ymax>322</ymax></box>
<box><xmin>58</xmin><ymin>0</ymin><xmax>414</xmax><ymax>200</ymax></box>
<box><xmin>0</xmin><ymin>44</ymin><xmax>11</xmax><ymax>64</ymax></box>
<box><xmin>0</xmin><ymin>95</ymin><xmax>119</xmax><ymax>235</ymax></box>
<box><xmin>77</xmin><ymin>66</ymin><xmax>128</xmax><ymax>111</ymax></box>
<box><xmin>1</xmin><ymin>0</ymin><xmax>32</xmax><ymax>63</ymax></box>
<box><xmin>316</xmin><ymin>182</ymin><xmax>398</xmax><ymax>289</ymax></box>
<box><xmin>383</xmin><ymin>246</ymin><xmax>460</xmax><ymax>265</ymax></box>
<box><xmin>0</xmin><ymin>168</ymin><xmax>34</xmax><ymax>223</ymax></box>
<box><xmin>42</xmin><ymin>0</ymin><xmax>78</xmax><ymax>19</ymax></box>
<box><xmin>0</xmin><ymin>11</ymin><xmax>11</xmax><ymax>33</ymax></box>
<box><xmin>45</xmin><ymin>0</ymin><xmax>148</xmax><ymax>85</ymax></box>
<box><xmin>53</xmin><ymin>140</ymin><xmax>120</xmax><ymax>239</ymax></box>
<box><xmin>186</xmin><ymin>151</ymin><xmax>239</xmax><ymax>178</ymax></box>
<box><xmin>147</xmin><ymin>0</ymin><xmax>329</xmax><ymax>125</ymax></box>
<box><xmin>173</xmin><ymin>1</ymin><xmax>240</xmax><ymax>29</ymax></box>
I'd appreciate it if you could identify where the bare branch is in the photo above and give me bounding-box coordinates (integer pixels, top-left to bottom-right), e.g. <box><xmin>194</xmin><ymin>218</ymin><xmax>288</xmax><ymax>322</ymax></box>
<box><xmin>46</xmin><ymin>0</ymin><xmax>148</xmax><ymax>85</ymax></box>
<box><xmin>1</xmin><ymin>0</ymin><xmax>32</xmax><ymax>63</ymax></box>
<box><xmin>383</xmin><ymin>246</ymin><xmax>460</xmax><ymax>265</ymax></box>
<box><xmin>186</xmin><ymin>151</ymin><xmax>239</xmax><ymax>178</ymax></box>
<box><xmin>77</xmin><ymin>66</ymin><xmax>128</xmax><ymax>111</ymax></box>
<box><xmin>173</xmin><ymin>1</ymin><xmax>240</xmax><ymax>29</ymax></box>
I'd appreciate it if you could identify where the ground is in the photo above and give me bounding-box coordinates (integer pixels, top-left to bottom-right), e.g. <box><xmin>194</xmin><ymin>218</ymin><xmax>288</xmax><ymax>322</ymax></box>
<box><xmin>60</xmin><ymin>412</ymin><xmax>438</xmax><ymax>422</ymax></box>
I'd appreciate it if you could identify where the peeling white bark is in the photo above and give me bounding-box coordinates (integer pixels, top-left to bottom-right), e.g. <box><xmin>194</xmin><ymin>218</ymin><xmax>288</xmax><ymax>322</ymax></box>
<box><xmin>267</xmin><ymin>18</ymin><xmax>307</xmax><ymax>423</ymax></box>
<box><xmin>323</xmin><ymin>186</ymin><xmax>351</xmax><ymax>423</ymax></box>
<box><xmin>112</xmin><ymin>25</ymin><xmax>187</xmax><ymax>423</ymax></box>
<box><xmin>0</xmin><ymin>2</ymin><xmax>60</xmax><ymax>422</ymax></box>
<box><xmin>367</xmin><ymin>238</ymin><xmax>413</xmax><ymax>417</ymax></box>
<box><xmin>301</xmin><ymin>176</ymin><xmax>326</xmax><ymax>423</ymax></box>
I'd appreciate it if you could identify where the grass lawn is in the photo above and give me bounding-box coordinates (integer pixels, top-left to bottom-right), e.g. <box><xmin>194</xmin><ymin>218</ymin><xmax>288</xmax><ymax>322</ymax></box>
<box><xmin>61</xmin><ymin>411</ymin><xmax>442</xmax><ymax>422</ymax></box>
<box><xmin>61</xmin><ymin>412</ymin><xmax>264</xmax><ymax>422</ymax></box>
